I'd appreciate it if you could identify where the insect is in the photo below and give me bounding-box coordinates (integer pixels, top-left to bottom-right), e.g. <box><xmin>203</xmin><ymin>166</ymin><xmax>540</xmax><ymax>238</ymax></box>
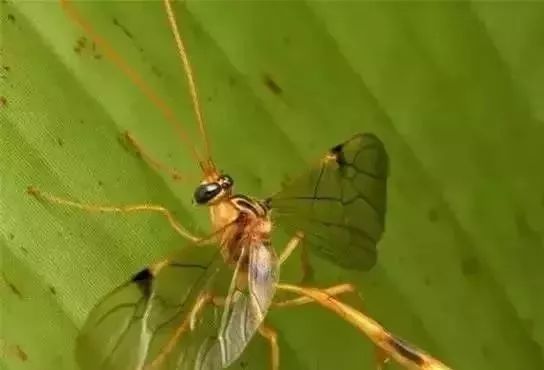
<box><xmin>27</xmin><ymin>1</ymin><xmax>450</xmax><ymax>369</ymax></box>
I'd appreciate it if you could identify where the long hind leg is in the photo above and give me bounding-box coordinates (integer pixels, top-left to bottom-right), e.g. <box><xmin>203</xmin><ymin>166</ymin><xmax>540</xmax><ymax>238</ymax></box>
<box><xmin>275</xmin><ymin>284</ymin><xmax>452</xmax><ymax>370</ymax></box>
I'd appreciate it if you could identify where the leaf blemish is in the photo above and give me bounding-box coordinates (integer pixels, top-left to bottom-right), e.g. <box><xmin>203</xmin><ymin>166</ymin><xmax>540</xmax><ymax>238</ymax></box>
<box><xmin>73</xmin><ymin>36</ymin><xmax>86</xmax><ymax>54</ymax></box>
<box><xmin>0</xmin><ymin>96</ymin><xmax>7</xmax><ymax>107</ymax></box>
<box><xmin>151</xmin><ymin>65</ymin><xmax>162</xmax><ymax>78</ymax></box>
<box><xmin>57</xmin><ymin>138</ymin><xmax>64</xmax><ymax>147</ymax></box>
<box><xmin>49</xmin><ymin>286</ymin><xmax>57</xmax><ymax>295</ymax></box>
<box><xmin>7</xmin><ymin>14</ymin><xmax>15</xmax><ymax>23</ymax></box>
<box><xmin>2</xmin><ymin>274</ymin><xmax>23</xmax><ymax>299</ymax></box>
<box><xmin>15</xmin><ymin>345</ymin><xmax>28</xmax><ymax>362</ymax></box>
<box><xmin>112</xmin><ymin>17</ymin><xmax>134</xmax><ymax>40</ymax></box>
<box><xmin>263</xmin><ymin>74</ymin><xmax>283</xmax><ymax>95</ymax></box>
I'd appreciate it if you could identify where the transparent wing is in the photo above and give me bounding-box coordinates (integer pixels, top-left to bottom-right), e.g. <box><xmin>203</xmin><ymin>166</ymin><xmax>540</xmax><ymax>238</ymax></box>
<box><xmin>75</xmin><ymin>243</ymin><xmax>229</xmax><ymax>370</ymax></box>
<box><xmin>268</xmin><ymin>133</ymin><xmax>389</xmax><ymax>270</ymax></box>
<box><xmin>195</xmin><ymin>240</ymin><xmax>279</xmax><ymax>369</ymax></box>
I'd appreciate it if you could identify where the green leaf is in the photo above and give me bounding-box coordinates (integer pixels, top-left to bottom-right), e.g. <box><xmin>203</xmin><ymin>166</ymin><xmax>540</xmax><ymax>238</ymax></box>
<box><xmin>2</xmin><ymin>1</ymin><xmax>544</xmax><ymax>370</ymax></box>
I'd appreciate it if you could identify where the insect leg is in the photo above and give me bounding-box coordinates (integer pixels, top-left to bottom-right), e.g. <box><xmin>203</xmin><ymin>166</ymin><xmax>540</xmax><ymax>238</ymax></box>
<box><xmin>273</xmin><ymin>283</ymin><xmax>355</xmax><ymax>308</ymax></box>
<box><xmin>278</xmin><ymin>231</ymin><xmax>304</xmax><ymax>265</ymax></box>
<box><xmin>274</xmin><ymin>283</ymin><xmax>389</xmax><ymax>369</ymax></box>
<box><xmin>188</xmin><ymin>291</ymin><xmax>225</xmax><ymax>331</ymax></box>
<box><xmin>27</xmin><ymin>186</ymin><xmax>202</xmax><ymax>242</ymax></box>
<box><xmin>146</xmin><ymin>291</ymin><xmax>224</xmax><ymax>370</ymax></box>
<box><xmin>258</xmin><ymin>323</ymin><xmax>279</xmax><ymax>370</ymax></box>
<box><xmin>275</xmin><ymin>284</ymin><xmax>452</xmax><ymax>370</ymax></box>
<box><xmin>278</xmin><ymin>232</ymin><xmax>315</xmax><ymax>284</ymax></box>
<box><xmin>122</xmin><ymin>131</ymin><xmax>184</xmax><ymax>181</ymax></box>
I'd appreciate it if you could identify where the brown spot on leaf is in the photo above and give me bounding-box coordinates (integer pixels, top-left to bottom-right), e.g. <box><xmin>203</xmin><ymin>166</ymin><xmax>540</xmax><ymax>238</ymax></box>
<box><xmin>2</xmin><ymin>274</ymin><xmax>22</xmax><ymax>299</ymax></box>
<box><xmin>0</xmin><ymin>340</ymin><xmax>28</xmax><ymax>362</ymax></box>
<box><xmin>112</xmin><ymin>17</ymin><xmax>133</xmax><ymax>39</ymax></box>
<box><xmin>263</xmin><ymin>74</ymin><xmax>282</xmax><ymax>95</ymax></box>
<box><xmin>15</xmin><ymin>345</ymin><xmax>27</xmax><ymax>362</ymax></box>
<box><xmin>0</xmin><ymin>96</ymin><xmax>7</xmax><ymax>107</ymax></box>
<box><xmin>151</xmin><ymin>65</ymin><xmax>162</xmax><ymax>78</ymax></box>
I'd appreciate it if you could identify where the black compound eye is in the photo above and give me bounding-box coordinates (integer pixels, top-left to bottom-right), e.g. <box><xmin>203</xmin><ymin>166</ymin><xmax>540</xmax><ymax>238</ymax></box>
<box><xmin>194</xmin><ymin>183</ymin><xmax>221</xmax><ymax>205</ymax></box>
<box><xmin>219</xmin><ymin>174</ymin><xmax>234</xmax><ymax>189</ymax></box>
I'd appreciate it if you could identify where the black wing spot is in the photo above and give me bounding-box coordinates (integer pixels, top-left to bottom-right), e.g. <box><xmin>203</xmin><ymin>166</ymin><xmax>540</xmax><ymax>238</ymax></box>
<box><xmin>131</xmin><ymin>268</ymin><xmax>153</xmax><ymax>297</ymax></box>
<box><xmin>388</xmin><ymin>336</ymin><xmax>425</xmax><ymax>366</ymax></box>
<box><xmin>329</xmin><ymin>143</ymin><xmax>348</xmax><ymax>167</ymax></box>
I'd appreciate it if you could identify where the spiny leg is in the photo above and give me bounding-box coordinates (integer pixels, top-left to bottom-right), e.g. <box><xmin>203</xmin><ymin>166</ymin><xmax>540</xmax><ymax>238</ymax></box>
<box><xmin>275</xmin><ymin>284</ymin><xmax>452</xmax><ymax>370</ymax></box>
<box><xmin>122</xmin><ymin>131</ymin><xmax>184</xmax><ymax>181</ymax></box>
<box><xmin>258</xmin><ymin>323</ymin><xmax>279</xmax><ymax>370</ymax></box>
<box><xmin>27</xmin><ymin>186</ymin><xmax>202</xmax><ymax>242</ymax></box>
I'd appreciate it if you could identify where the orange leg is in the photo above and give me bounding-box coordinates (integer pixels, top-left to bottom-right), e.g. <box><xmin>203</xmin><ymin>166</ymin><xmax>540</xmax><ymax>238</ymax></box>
<box><xmin>122</xmin><ymin>131</ymin><xmax>184</xmax><ymax>181</ymax></box>
<box><xmin>27</xmin><ymin>186</ymin><xmax>202</xmax><ymax>243</ymax></box>
<box><xmin>145</xmin><ymin>291</ymin><xmax>223</xmax><ymax>370</ymax></box>
<box><xmin>275</xmin><ymin>284</ymin><xmax>452</xmax><ymax>370</ymax></box>
<box><xmin>273</xmin><ymin>283</ymin><xmax>355</xmax><ymax>308</ymax></box>
<box><xmin>274</xmin><ymin>283</ymin><xmax>388</xmax><ymax>370</ymax></box>
<box><xmin>258</xmin><ymin>323</ymin><xmax>279</xmax><ymax>370</ymax></box>
<box><xmin>278</xmin><ymin>231</ymin><xmax>314</xmax><ymax>283</ymax></box>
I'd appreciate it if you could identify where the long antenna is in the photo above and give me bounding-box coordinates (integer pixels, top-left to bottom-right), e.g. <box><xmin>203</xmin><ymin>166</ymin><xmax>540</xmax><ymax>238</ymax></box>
<box><xmin>60</xmin><ymin>0</ymin><xmax>203</xmax><ymax>165</ymax></box>
<box><xmin>162</xmin><ymin>0</ymin><xmax>213</xmax><ymax>171</ymax></box>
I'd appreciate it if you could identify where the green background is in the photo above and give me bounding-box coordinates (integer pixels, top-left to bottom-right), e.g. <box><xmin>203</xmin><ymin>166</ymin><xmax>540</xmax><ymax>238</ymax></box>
<box><xmin>2</xmin><ymin>1</ymin><xmax>544</xmax><ymax>369</ymax></box>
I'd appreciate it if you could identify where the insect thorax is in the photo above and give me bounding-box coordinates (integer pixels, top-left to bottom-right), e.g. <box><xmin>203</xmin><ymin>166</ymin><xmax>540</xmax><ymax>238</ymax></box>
<box><xmin>217</xmin><ymin>194</ymin><xmax>272</xmax><ymax>269</ymax></box>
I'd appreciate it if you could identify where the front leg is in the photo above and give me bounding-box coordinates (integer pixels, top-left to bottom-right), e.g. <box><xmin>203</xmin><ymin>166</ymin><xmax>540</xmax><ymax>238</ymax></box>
<box><xmin>27</xmin><ymin>186</ymin><xmax>203</xmax><ymax>243</ymax></box>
